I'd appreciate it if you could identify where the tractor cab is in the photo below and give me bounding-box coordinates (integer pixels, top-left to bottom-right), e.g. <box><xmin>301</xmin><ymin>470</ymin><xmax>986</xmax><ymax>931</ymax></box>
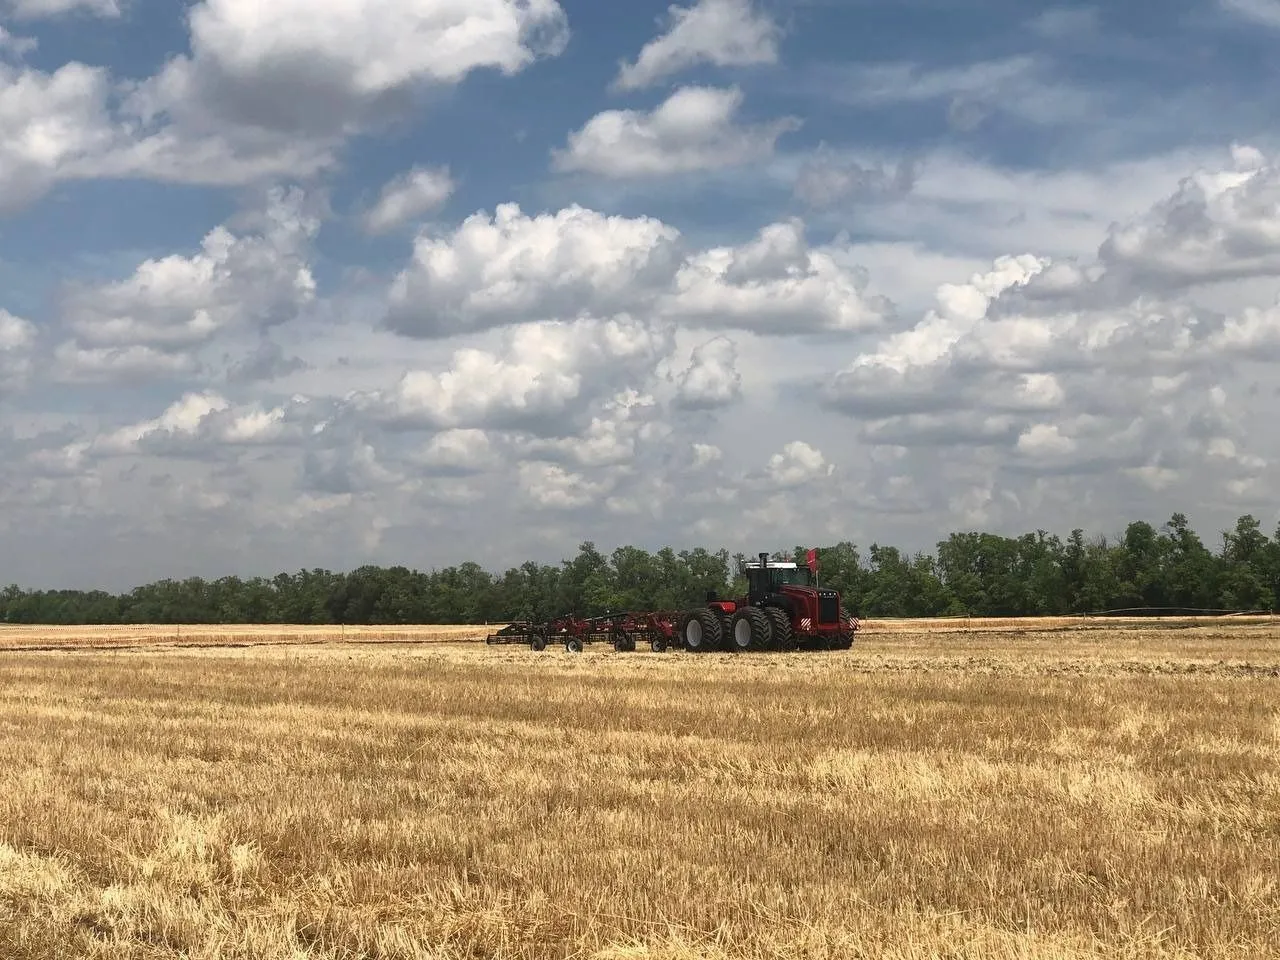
<box><xmin>742</xmin><ymin>553</ymin><xmax>813</xmax><ymax>603</ymax></box>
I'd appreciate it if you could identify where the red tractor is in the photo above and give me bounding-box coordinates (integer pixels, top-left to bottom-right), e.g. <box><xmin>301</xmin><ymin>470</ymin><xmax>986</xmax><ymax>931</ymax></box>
<box><xmin>679</xmin><ymin>552</ymin><xmax>856</xmax><ymax>652</ymax></box>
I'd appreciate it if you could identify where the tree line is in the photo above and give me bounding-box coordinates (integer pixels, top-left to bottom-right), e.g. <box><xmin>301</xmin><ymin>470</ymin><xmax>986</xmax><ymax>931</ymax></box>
<box><xmin>2</xmin><ymin>513</ymin><xmax>1277</xmax><ymax>625</ymax></box>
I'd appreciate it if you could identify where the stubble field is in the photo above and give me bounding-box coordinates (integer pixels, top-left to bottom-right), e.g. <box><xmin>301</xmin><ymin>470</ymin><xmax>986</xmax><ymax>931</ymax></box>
<box><xmin>1</xmin><ymin>618</ymin><xmax>1278</xmax><ymax>959</ymax></box>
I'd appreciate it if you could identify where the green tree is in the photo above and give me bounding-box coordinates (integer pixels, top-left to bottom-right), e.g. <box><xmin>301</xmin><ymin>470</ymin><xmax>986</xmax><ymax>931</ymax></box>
<box><xmin>1218</xmin><ymin>515</ymin><xmax>1272</xmax><ymax>610</ymax></box>
<box><xmin>1</xmin><ymin>511</ymin><xmax>1269</xmax><ymax>624</ymax></box>
<box><xmin>1159</xmin><ymin>513</ymin><xmax>1218</xmax><ymax>609</ymax></box>
<box><xmin>1114</xmin><ymin>521</ymin><xmax>1168</xmax><ymax>609</ymax></box>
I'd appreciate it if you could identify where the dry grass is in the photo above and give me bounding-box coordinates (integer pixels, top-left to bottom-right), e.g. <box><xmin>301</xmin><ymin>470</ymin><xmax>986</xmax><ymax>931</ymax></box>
<box><xmin>863</xmin><ymin>614</ymin><xmax>1279</xmax><ymax>633</ymax></box>
<box><xmin>1</xmin><ymin>620</ymin><xmax>1277</xmax><ymax>958</ymax></box>
<box><xmin>0</xmin><ymin>623</ymin><xmax>491</xmax><ymax>652</ymax></box>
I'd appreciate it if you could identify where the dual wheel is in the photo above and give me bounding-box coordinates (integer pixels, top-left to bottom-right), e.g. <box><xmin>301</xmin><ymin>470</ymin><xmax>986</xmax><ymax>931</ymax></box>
<box><xmin>680</xmin><ymin>606</ymin><xmax>794</xmax><ymax>653</ymax></box>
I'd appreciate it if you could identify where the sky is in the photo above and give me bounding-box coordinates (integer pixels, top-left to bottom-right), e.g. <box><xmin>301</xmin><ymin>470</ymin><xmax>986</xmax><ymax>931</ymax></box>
<box><xmin>2</xmin><ymin>0</ymin><xmax>1280</xmax><ymax>590</ymax></box>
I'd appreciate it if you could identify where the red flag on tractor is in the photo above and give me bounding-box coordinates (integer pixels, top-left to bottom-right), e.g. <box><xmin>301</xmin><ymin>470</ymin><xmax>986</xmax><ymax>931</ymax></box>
<box><xmin>806</xmin><ymin>548</ymin><xmax>818</xmax><ymax>576</ymax></box>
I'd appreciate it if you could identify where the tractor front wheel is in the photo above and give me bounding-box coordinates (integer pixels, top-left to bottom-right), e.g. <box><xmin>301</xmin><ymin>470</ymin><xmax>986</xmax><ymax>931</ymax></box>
<box><xmin>831</xmin><ymin>615</ymin><xmax>857</xmax><ymax>650</ymax></box>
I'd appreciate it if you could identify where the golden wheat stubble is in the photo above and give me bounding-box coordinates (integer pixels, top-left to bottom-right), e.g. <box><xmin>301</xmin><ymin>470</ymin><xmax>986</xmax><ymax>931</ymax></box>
<box><xmin>0</xmin><ymin>622</ymin><xmax>1276</xmax><ymax>959</ymax></box>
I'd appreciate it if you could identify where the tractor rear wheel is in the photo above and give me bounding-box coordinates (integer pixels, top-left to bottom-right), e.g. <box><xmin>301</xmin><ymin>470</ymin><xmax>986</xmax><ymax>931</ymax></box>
<box><xmin>680</xmin><ymin>608</ymin><xmax>722</xmax><ymax>652</ymax></box>
<box><xmin>729</xmin><ymin>606</ymin><xmax>770</xmax><ymax>652</ymax></box>
<box><xmin>763</xmin><ymin>607</ymin><xmax>794</xmax><ymax>650</ymax></box>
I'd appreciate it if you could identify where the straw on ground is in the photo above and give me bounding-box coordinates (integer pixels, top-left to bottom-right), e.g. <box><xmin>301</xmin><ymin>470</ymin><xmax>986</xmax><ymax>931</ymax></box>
<box><xmin>0</xmin><ymin>619</ymin><xmax>1276</xmax><ymax>959</ymax></box>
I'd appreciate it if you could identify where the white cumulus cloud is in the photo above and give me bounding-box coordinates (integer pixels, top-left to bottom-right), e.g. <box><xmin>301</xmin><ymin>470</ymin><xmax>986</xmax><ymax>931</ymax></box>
<box><xmin>692</xmin><ymin>442</ymin><xmax>722</xmax><ymax>467</ymax></box>
<box><xmin>766</xmin><ymin>440</ymin><xmax>833</xmax><ymax>487</ymax></box>
<box><xmin>51</xmin><ymin>342</ymin><xmax>201</xmax><ymax>384</ymax></box>
<box><xmin>419</xmin><ymin>429</ymin><xmax>498</xmax><ymax>474</ymax></box>
<box><xmin>86</xmin><ymin>391</ymin><xmax>311</xmax><ymax>458</ymax></box>
<box><xmin>356</xmin><ymin>316</ymin><xmax>673</xmax><ymax>434</ymax></box>
<box><xmin>93</xmin><ymin>391</ymin><xmax>232</xmax><ymax>455</ymax></box>
<box><xmin>794</xmin><ymin>150</ymin><xmax>919</xmax><ymax>207</ymax></box>
<box><xmin>0</xmin><ymin>309</ymin><xmax>36</xmax><ymax>389</ymax></box>
<box><xmin>518</xmin><ymin>388</ymin><xmax>667</xmax><ymax>468</ymax></box>
<box><xmin>1219</xmin><ymin>0</ymin><xmax>1280</xmax><ymax>29</ymax></box>
<box><xmin>0</xmin><ymin>61</ymin><xmax>117</xmax><ymax>211</ymax></box>
<box><xmin>815</xmin><ymin>144</ymin><xmax>1280</xmax><ymax>527</ymax></box>
<box><xmin>132</xmin><ymin>0</ymin><xmax>569</xmax><ymax>131</ymax></box>
<box><xmin>663</xmin><ymin>219</ymin><xmax>894</xmax><ymax>334</ymax></box>
<box><xmin>675</xmin><ymin>336</ymin><xmax>741</xmax><ymax>409</ymax></box>
<box><xmin>1092</xmin><ymin>144</ymin><xmax>1280</xmax><ymax>290</ymax></box>
<box><xmin>0</xmin><ymin>309</ymin><xmax>35</xmax><ymax>350</ymax></box>
<box><xmin>53</xmin><ymin>187</ymin><xmax>318</xmax><ymax>382</ymax></box>
<box><xmin>824</xmin><ymin>254</ymin><xmax>1046</xmax><ymax>415</ymax></box>
<box><xmin>1016</xmin><ymin>423</ymin><xmax>1076</xmax><ymax>458</ymax></box>
<box><xmin>614</xmin><ymin>0</ymin><xmax>780</xmax><ymax>91</ymax></box>
<box><xmin>102</xmin><ymin>0</ymin><xmax>569</xmax><ymax>187</ymax></box>
<box><xmin>552</xmin><ymin>85</ymin><xmax>799</xmax><ymax>178</ymax></box>
<box><xmin>519</xmin><ymin>461</ymin><xmax>609</xmax><ymax>510</ymax></box>
<box><xmin>385</xmin><ymin>202</ymin><xmax>682</xmax><ymax>337</ymax></box>
<box><xmin>1</xmin><ymin>0</ymin><xmax>119</xmax><ymax>17</ymax></box>
<box><xmin>362</xmin><ymin>165</ymin><xmax>455</xmax><ymax>234</ymax></box>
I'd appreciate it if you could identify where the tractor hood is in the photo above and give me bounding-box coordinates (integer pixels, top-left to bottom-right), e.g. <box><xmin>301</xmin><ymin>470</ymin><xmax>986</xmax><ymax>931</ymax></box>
<box><xmin>779</xmin><ymin>585</ymin><xmax>839</xmax><ymax>599</ymax></box>
<box><xmin>778</xmin><ymin>585</ymin><xmax>842</xmax><ymax>625</ymax></box>
<box><xmin>779</xmin><ymin>584</ymin><xmax>817</xmax><ymax>598</ymax></box>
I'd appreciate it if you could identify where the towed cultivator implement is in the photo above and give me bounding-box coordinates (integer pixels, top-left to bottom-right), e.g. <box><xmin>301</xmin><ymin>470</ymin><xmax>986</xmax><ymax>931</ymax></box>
<box><xmin>486</xmin><ymin>552</ymin><xmax>859</xmax><ymax>654</ymax></box>
<box><xmin>486</xmin><ymin>611</ymin><xmax>682</xmax><ymax>653</ymax></box>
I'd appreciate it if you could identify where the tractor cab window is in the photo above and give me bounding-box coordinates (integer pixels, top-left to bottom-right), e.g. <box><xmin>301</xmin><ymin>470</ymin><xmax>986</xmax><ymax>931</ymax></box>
<box><xmin>772</xmin><ymin>567</ymin><xmax>814</xmax><ymax>587</ymax></box>
<box><xmin>745</xmin><ymin>564</ymin><xmax>813</xmax><ymax>598</ymax></box>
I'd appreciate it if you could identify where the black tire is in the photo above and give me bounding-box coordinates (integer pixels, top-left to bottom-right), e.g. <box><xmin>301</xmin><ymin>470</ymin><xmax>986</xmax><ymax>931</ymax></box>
<box><xmin>566</xmin><ymin>637</ymin><xmax>583</xmax><ymax>653</ymax></box>
<box><xmin>763</xmin><ymin>607</ymin><xmax>794</xmax><ymax>650</ymax></box>
<box><xmin>831</xmin><ymin>615</ymin><xmax>857</xmax><ymax>650</ymax></box>
<box><xmin>531</xmin><ymin>634</ymin><xmax>547</xmax><ymax>651</ymax></box>
<box><xmin>651</xmin><ymin>637</ymin><xmax>668</xmax><ymax>653</ymax></box>
<box><xmin>728</xmin><ymin>606</ymin><xmax>771</xmax><ymax>652</ymax></box>
<box><xmin>680</xmin><ymin>608</ymin><xmax>722</xmax><ymax>652</ymax></box>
